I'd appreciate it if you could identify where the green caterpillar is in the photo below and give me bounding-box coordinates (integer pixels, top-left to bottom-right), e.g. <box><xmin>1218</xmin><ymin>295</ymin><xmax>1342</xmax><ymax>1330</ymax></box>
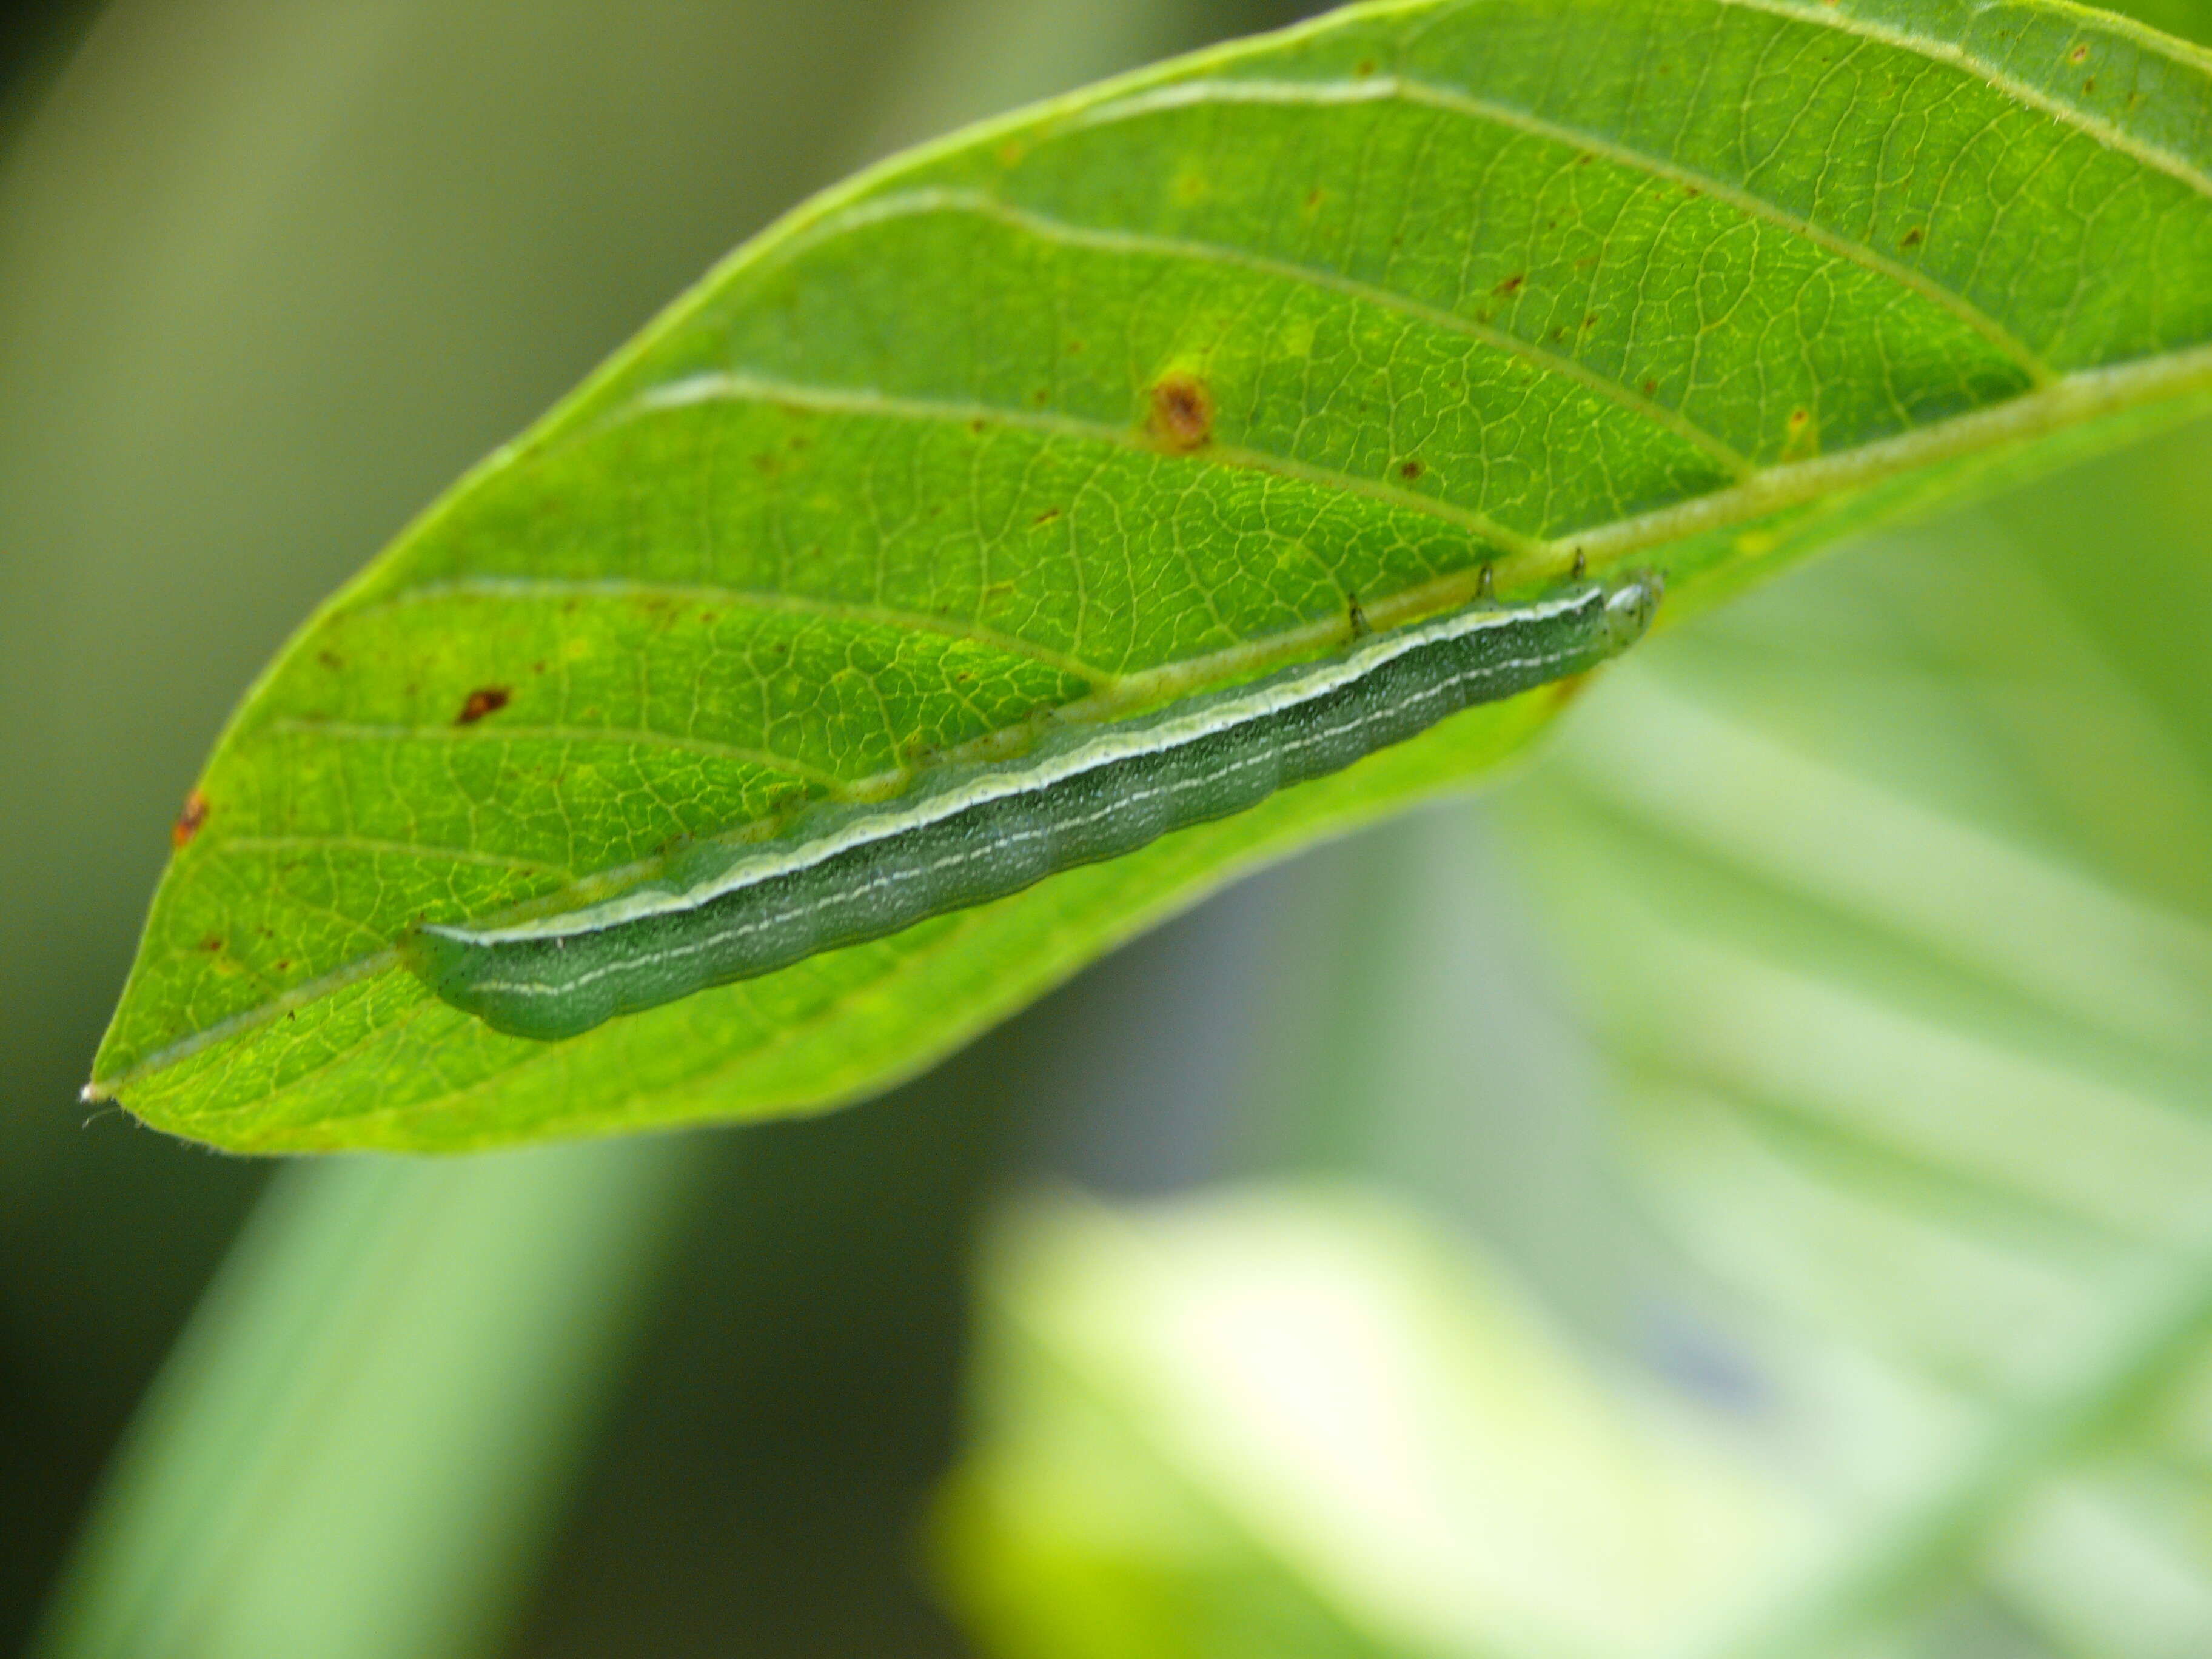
<box><xmin>404</xmin><ymin>573</ymin><xmax>1661</xmax><ymax>1040</ymax></box>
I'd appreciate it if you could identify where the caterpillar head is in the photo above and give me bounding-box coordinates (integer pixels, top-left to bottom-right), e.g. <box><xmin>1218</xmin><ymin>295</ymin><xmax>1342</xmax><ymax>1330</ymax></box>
<box><xmin>1601</xmin><ymin>569</ymin><xmax>1664</xmax><ymax>652</ymax></box>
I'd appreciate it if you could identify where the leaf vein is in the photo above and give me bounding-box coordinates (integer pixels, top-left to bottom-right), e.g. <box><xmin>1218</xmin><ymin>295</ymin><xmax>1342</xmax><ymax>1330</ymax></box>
<box><xmin>628</xmin><ymin>367</ymin><xmax>1552</xmax><ymax>559</ymax></box>
<box><xmin>1716</xmin><ymin>0</ymin><xmax>2212</xmax><ymax>203</ymax></box>
<box><xmin>362</xmin><ymin>575</ymin><xmax>1113</xmax><ymax>688</ymax></box>
<box><xmin>854</xmin><ymin>189</ymin><xmax>1758</xmax><ymax>477</ymax></box>
<box><xmin>1077</xmin><ymin>75</ymin><xmax>2057</xmax><ymax>383</ymax></box>
<box><xmin>267</xmin><ymin>717</ymin><xmax>853</xmax><ymax>794</ymax></box>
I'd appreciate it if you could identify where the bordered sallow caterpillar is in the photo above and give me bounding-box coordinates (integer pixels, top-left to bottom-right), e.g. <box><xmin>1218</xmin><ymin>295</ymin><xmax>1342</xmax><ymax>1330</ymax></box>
<box><xmin>404</xmin><ymin>573</ymin><xmax>1661</xmax><ymax>1040</ymax></box>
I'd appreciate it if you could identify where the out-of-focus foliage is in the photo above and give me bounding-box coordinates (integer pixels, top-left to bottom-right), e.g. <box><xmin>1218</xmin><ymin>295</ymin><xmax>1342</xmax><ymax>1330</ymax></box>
<box><xmin>93</xmin><ymin>0</ymin><xmax>2212</xmax><ymax>1153</ymax></box>
<box><xmin>940</xmin><ymin>1186</ymin><xmax>1808</xmax><ymax>1659</ymax></box>
<box><xmin>934</xmin><ymin>400</ymin><xmax>2212</xmax><ymax>1655</ymax></box>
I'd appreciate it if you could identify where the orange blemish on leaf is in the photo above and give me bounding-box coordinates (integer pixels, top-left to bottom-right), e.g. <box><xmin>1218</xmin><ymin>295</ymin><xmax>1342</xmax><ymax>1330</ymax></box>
<box><xmin>455</xmin><ymin>686</ymin><xmax>512</xmax><ymax>726</ymax></box>
<box><xmin>173</xmin><ymin>789</ymin><xmax>209</xmax><ymax>850</ymax></box>
<box><xmin>1148</xmin><ymin>372</ymin><xmax>1215</xmax><ymax>454</ymax></box>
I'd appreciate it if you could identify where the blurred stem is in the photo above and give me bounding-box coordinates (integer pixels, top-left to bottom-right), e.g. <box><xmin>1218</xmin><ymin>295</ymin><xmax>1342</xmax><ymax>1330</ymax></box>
<box><xmin>27</xmin><ymin>1143</ymin><xmax>704</xmax><ymax>1659</ymax></box>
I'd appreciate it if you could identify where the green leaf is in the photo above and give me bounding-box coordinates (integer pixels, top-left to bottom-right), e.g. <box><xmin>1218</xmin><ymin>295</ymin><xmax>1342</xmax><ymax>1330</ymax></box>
<box><xmin>92</xmin><ymin>0</ymin><xmax>2212</xmax><ymax>1150</ymax></box>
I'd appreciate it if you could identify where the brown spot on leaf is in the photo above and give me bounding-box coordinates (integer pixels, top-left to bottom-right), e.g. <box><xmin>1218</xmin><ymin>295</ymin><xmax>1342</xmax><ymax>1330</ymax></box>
<box><xmin>199</xmin><ymin>934</ymin><xmax>223</xmax><ymax>953</ymax></box>
<box><xmin>1304</xmin><ymin>186</ymin><xmax>1326</xmax><ymax>210</ymax></box>
<box><xmin>1353</xmin><ymin>58</ymin><xmax>1376</xmax><ymax>76</ymax></box>
<box><xmin>1643</xmin><ymin>379</ymin><xmax>1659</xmax><ymax>395</ymax></box>
<box><xmin>1148</xmin><ymin>371</ymin><xmax>1215</xmax><ymax>454</ymax></box>
<box><xmin>1900</xmin><ymin>226</ymin><xmax>1925</xmax><ymax>249</ymax></box>
<box><xmin>172</xmin><ymin>788</ymin><xmax>209</xmax><ymax>850</ymax></box>
<box><xmin>2083</xmin><ymin>75</ymin><xmax>2096</xmax><ymax>92</ymax></box>
<box><xmin>455</xmin><ymin>686</ymin><xmax>511</xmax><ymax>726</ymax></box>
<box><xmin>1493</xmin><ymin>273</ymin><xmax>1525</xmax><ymax>296</ymax></box>
<box><xmin>1033</xmin><ymin>506</ymin><xmax>1063</xmax><ymax>525</ymax></box>
<box><xmin>1399</xmin><ymin>460</ymin><xmax>1423</xmax><ymax>480</ymax></box>
<box><xmin>317</xmin><ymin>649</ymin><xmax>344</xmax><ymax>671</ymax></box>
<box><xmin>2069</xmin><ymin>42</ymin><xmax>2089</xmax><ymax>62</ymax></box>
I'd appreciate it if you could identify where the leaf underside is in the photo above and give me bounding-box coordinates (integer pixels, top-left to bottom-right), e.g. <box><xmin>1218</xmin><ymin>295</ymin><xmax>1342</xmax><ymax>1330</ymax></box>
<box><xmin>95</xmin><ymin>0</ymin><xmax>2212</xmax><ymax>1151</ymax></box>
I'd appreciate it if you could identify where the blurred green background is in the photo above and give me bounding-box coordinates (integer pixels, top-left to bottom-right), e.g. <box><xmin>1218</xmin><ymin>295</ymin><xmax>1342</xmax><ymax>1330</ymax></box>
<box><xmin>6</xmin><ymin>3</ymin><xmax>2212</xmax><ymax>1657</ymax></box>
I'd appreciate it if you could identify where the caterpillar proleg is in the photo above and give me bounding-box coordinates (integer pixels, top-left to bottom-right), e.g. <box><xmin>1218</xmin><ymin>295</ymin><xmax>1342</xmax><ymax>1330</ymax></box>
<box><xmin>405</xmin><ymin>573</ymin><xmax>1661</xmax><ymax>1039</ymax></box>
